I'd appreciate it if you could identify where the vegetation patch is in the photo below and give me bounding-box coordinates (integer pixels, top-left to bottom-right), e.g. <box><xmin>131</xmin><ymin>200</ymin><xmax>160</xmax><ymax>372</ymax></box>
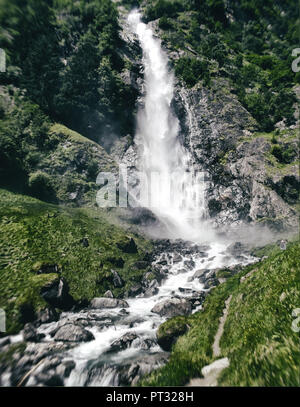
<box><xmin>0</xmin><ymin>189</ymin><xmax>152</xmax><ymax>334</ymax></box>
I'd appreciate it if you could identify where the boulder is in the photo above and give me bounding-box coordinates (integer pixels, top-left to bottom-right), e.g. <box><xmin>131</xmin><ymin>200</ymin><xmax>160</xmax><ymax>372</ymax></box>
<box><xmin>23</xmin><ymin>323</ymin><xmax>45</xmax><ymax>342</ymax></box>
<box><xmin>156</xmin><ymin>256</ymin><xmax>168</xmax><ymax>266</ymax></box>
<box><xmin>111</xmin><ymin>270</ymin><xmax>124</xmax><ymax>288</ymax></box>
<box><xmin>183</xmin><ymin>259</ymin><xmax>195</xmax><ymax>270</ymax></box>
<box><xmin>90</xmin><ymin>297</ymin><xmax>129</xmax><ymax>309</ymax></box>
<box><xmin>116</xmin><ymin>237</ymin><xmax>138</xmax><ymax>254</ymax></box>
<box><xmin>173</xmin><ymin>253</ymin><xmax>183</xmax><ymax>263</ymax></box>
<box><xmin>53</xmin><ymin>324</ymin><xmax>94</xmax><ymax>342</ymax></box>
<box><xmin>143</xmin><ymin>286</ymin><xmax>159</xmax><ymax>298</ymax></box>
<box><xmin>227</xmin><ymin>241</ymin><xmax>249</xmax><ymax>257</ymax></box>
<box><xmin>40</xmin><ymin>278</ymin><xmax>74</xmax><ymax>310</ymax></box>
<box><xmin>103</xmin><ymin>290</ymin><xmax>114</xmax><ymax>298</ymax></box>
<box><xmin>151</xmin><ymin>298</ymin><xmax>192</xmax><ymax>318</ymax></box>
<box><xmin>55</xmin><ymin>360</ymin><xmax>76</xmax><ymax>378</ymax></box>
<box><xmin>108</xmin><ymin>332</ymin><xmax>139</xmax><ymax>353</ymax></box>
<box><xmin>39</xmin><ymin>356</ymin><xmax>61</xmax><ymax>373</ymax></box>
<box><xmin>203</xmin><ymin>277</ymin><xmax>220</xmax><ymax>290</ymax></box>
<box><xmin>119</xmin><ymin>353</ymin><xmax>169</xmax><ymax>386</ymax></box>
<box><xmin>36</xmin><ymin>307</ymin><xmax>59</xmax><ymax>325</ymax></box>
<box><xmin>178</xmin><ymin>287</ymin><xmax>194</xmax><ymax>294</ymax></box>
<box><xmin>193</xmin><ymin>269</ymin><xmax>209</xmax><ymax>279</ymax></box>
<box><xmin>157</xmin><ymin>316</ymin><xmax>188</xmax><ymax>351</ymax></box>
<box><xmin>128</xmin><ymin>283</ymin><xmax>143</xmax><ymax>297</ymax></box>
<box><xmin>140</xmin><ymin>338</ymin><xmax>156</xmax><ymax>350</ymax></box>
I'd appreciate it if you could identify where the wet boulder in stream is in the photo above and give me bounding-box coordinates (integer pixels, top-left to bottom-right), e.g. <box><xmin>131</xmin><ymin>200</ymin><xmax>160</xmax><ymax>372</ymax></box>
<box><xmin>108</xmin><ymin>332</ymin><xmax>139</xmax><ymax>353</ymax></box>
<box><xmin>183</xmin><ymin>259</ymin><xmax>195</xmax><ymax>270</ymax></box>
<box><xmin>23</xmin><ymin>323</ymin><xmax>45</xmax><ymax>342</ymax></box>
<box><xmin>172</xmin><ymin>253</ymin><xmax>183</xmax><ymax>263</ymax></box>
<box><xmin>53</xmin><ymin>323</ymin><xmax>94</xmax><ymax>342</ymax></box>
<box><xmin>36</xmin><ymin>307</ymin><xmax>59</xmax><ymax>325</ymax></box>
<box><xmin>90</xmin><ymin>297</ymin><xmax>129</xmax><ymax>309</ymax></box>
<box><xmin>128</xmin><ymin>283</ymin><xmax>143</xmax><ymax>297</ymax></box>
<box><xmin>103</xmin><ymin>290</ymin><xmax>114</xmax><ymax>298</ymax></box>
<box><xmin>151</xmin><ymin>298</ymin><xmax>192</xmax><ymax>317</ymax></box>
<box><xmin>143</xmin><ymin>286</ymin><xmax>159</xmax><ymax>298</ymax></box>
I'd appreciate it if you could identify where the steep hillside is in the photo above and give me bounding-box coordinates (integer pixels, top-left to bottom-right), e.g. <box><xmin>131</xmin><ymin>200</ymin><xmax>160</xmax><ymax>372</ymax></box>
<box><xmin>0</xmin><ymin>88</ymin><xmax>117</xmax><ymax>205</ymax></box>
<box><xmin>0</xmin><ymin>189</ymin><xmax>153</xmax><ymax>334</ymax></box>
<box><xmin>0</xmin><ymin>0</ymin><xmax>138</xmax><ymax>145</ymax></box>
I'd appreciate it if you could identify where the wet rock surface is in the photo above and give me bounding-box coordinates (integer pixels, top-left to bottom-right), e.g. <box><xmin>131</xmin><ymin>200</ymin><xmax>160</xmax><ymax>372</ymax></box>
<box><xmin>171</xmin><ymin>80</ymin><xmax>299</xmax><ymax>233</ymax></box>
<box><xmin>53</xmin><ymin>324</ymin><xmax>95</xmax><ymax>343</ymax></box>
<box><xmin>108</xmin><ymin>332</ymin><xmax>139</xmax><ymax>353</ymax></box>
<box><xmin>90</xmin><ymin>298</ymin><xmax>129</xmax><ymax>309</ymax></box>
<box><xmin>151</xmin><ymin>298</ymin><xmax>192</xmax><ymax>318</ymax></box>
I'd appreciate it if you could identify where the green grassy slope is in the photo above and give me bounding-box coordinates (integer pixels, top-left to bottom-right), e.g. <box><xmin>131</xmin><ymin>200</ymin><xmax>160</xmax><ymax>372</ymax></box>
<box><xmin>141</xmin><ymin>240</ymin><xmax>300</xmax><ymax>386</ymax></box>
<box><xmin>0</xmin><ymin>189</ymin><xmax>152</xmax><ymax>334</ymax></box>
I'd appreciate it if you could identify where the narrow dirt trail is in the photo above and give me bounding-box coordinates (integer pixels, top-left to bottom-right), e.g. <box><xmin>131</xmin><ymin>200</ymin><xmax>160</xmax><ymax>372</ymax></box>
<box><xmin>187</xmin><ymin>295</ymin><xmax>232</xmax><ymax>386</ymax></box>
<box><xmin>212</xmin><ymin>295</ymin><xmax>232</xmax><ymax>357</ymax></box>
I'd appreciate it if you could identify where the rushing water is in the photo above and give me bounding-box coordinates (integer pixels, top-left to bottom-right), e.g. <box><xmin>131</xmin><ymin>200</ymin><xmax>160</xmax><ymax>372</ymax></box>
<box><xmin>128</xmin><ymin>10</ymin><xmax>207</xmax><ymax>240</ymax></box>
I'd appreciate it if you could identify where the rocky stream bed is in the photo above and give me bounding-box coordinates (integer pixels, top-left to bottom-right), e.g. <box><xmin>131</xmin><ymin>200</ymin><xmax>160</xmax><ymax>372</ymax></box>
<box><xmin>0</xmin><ymin>238</ymin><xmax>256</xmax><ymax>387</ymax></box>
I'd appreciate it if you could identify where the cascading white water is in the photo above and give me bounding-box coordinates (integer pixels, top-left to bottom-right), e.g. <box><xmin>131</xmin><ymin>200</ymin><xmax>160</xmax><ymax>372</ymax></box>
<box><xmin>128</xmin><ymin>11</ymin><xmax>206</xmax><ymax>240</ymax></box>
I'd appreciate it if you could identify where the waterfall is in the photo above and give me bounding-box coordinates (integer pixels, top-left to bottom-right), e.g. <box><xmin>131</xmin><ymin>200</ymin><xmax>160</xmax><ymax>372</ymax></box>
<box><xmin>128</xmin><ymin>10</ymin><xmax>207</xmax><ymax>240</ymax></box>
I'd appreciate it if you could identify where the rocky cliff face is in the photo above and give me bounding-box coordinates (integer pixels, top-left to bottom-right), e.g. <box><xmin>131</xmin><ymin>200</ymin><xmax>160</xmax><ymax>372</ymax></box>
<box><xmin>174</xmin><ymin>79</ymin><xmax>299</xmax><ymax>232</ymax></box>
<box><xmin>115</xmin><ymin>13</ymin><xmax>299</xmax><ymax>234</ymax></box>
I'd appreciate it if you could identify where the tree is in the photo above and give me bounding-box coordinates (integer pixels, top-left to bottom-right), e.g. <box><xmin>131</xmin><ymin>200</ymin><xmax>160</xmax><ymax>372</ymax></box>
<box><xmin>0</xmin><ymin>0</ymin><xmax>62</xmax><ymax>114</ymax></box>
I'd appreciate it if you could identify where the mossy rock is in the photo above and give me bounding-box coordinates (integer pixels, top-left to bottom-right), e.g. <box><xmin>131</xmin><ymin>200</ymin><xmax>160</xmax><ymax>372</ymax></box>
<box><xmin>157</xmin><ymin>316</ymin><xmax>189</xmax><ymax>351</ymax></box>
<box><xmin>116</xmin><ymin>236</ymin><xmax>138</xmax><ymax>254</ymax></box>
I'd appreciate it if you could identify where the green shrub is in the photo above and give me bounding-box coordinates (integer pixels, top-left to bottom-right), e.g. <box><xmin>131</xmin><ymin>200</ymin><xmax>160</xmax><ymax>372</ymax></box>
<box><xmin>158</xmin><ymin>16</ymin><xmax>173</xmax><ymax>30</ymax></box>
<box><xmin>28</xmin><ymin>171</ymin><xmax>56</xmax><ymax>202</ymax></box>
<box><xmin>175</xmin><ymin>57</ymin><xmax>210</xmax><ymax>87</ymax></box>
<box><xmin>271</xmin><ymin>144</ymin><xmax>296</xmax><ymax>164</ymax></box>
<box><xmin>145</xmin><ymin>0</ymin><xmax>183</xmax><ymax>21</ymax></box>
